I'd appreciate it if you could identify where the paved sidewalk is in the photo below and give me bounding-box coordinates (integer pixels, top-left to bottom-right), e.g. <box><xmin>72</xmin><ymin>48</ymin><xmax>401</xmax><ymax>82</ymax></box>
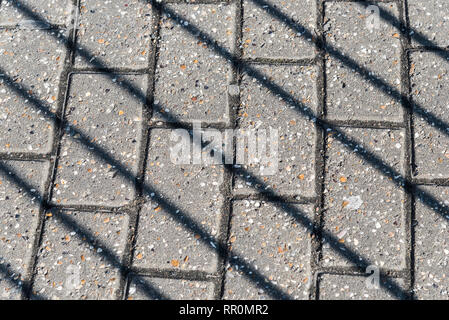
<box><xmin>0</xmin><ymin>0</ymin><xmax>448</xmax><ymax>300</ymax></box>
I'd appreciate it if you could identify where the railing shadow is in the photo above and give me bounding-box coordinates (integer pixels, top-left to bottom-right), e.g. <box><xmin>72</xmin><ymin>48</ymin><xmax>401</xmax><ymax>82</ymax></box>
<box><xmin>0</xmin><ymin>0</ymin><xmax>447</xmax><ymax>300</ymax></box>
<box><xmin>0</xmin><ymin>258</ymin><xmax>44</xmax><ymax>300</ymax></box>
<box><xmin>0</xmin><ymin>68</ymin><xmax>292</xmax><ymax>299</ymax></box>
<box><xmin>253</xmin><ymin>0</ymin><xmax>449</xmax><ymax>137</ymax></box>
<box><xmin>0</xmin><ymin>160</ymin><xmax>168</xmax><ymax>300</ymax></box>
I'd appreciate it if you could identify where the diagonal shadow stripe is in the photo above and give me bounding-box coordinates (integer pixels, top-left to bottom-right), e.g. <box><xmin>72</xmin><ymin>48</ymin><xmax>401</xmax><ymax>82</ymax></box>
<box><xmin>0</xmin><ymin>161</ymin><xmax>168</xmax><ymax>300</ymax></box>
<box><xmin>147</xmin><ymin>2</ymin><xmax>449</xmax><ymax>216</ymax></box>
<box><xmin>0</xmin><ymin>258</ymin><xmax>45</xmax><ymax>300</ymax></box>
<box><xmin>0</xmin><ymin>0</ymin><xmax>444</xmax><ymax>298</ymax></box>
<box><xmin>0</xmin><ymin>68</ymin><xmax>287</xmax><ymax>298</ymax></box>
<box><xmin>1</xmin><ymin>65</ymin><xmax>410</xmax><ymax>299</ymax></box>
<box><xmin>252</xmin><ymin>0</ymin><xmax>449</xmax><ymax>138</ymax></box>
<box><xmin>0</xmin><ymin>0</ymin><xmax>412</xmax><ymax>300</ymax></box>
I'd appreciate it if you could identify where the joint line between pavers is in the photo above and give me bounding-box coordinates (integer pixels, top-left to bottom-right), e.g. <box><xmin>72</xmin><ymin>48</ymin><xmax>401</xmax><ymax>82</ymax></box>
<box><xmin>316</xmin><ymin>266</ymin><xmax>408</xmax><ymax>278</ymax></box>
<box><xmin>325</xmin><ymin>0</ymin><xmax>402</xmax><ymax>3</ymax></box>
<box><xmin>70</xmin><ymin>67</ymin><xmax>152</xmax><ymax>74</ymax></box>
<box><xmin>397</xmin><ymin>0</ymin><xmax>414</xmax><ymax>298</ymax></box>
<box><xmin>308</xmin><ymin>0</ymin><xmax>327</xmax><ymax>301</ymax></box>
<box><xmin>231</xmin><ymin>194</ymin><xmax>318</xmax><ymax>203</ymax></box>
<box><xmin>406</xmin><ymin>46</ymin><xmax>449</xmax><ymax>52</ymax></box>
<box><xmin>0</xmin><ymin>23</ymin><xmax>67</xmax><ymax>30</ymax></box>
<box><xmin>21</xmin><ymin>0</ymin><xmax>81</xmax><ymax>300</ymax></box>
<box><xmin>148</xmin><ymin>121</ymin><xmax>232</xmax><ymax>130</ymax></box>
<box><xmin>323</xmin><ymin>119</ymin><xmax>406</xmax><ymax>130</ymax></box>
<box><xmin>130</xmin><ymin>268</ymin><xmax>218</xmax><ymax>281</ymax></box>
<box><xmin>242</xmin><ymin>57</ymin><xmax>318</xmax><ymax>66</ymax></box>
<box><xmin>119</xmin><ymin>4</ymin><xmax>164</xmax><ymax>300</ymax></box>
<box><xmin>161</xmin><ymin>0</ymin><xmax>234</xmax><ymax>4</ymax></box>
<box><xmin>0</xmin><ymin>153</ymin><xmax>51</xmax><ymax>161</ymax></box>
<box><xmin>212</xmin><ymin>0</ymin><xmax>244</xmax><ymax>300</ymax></box>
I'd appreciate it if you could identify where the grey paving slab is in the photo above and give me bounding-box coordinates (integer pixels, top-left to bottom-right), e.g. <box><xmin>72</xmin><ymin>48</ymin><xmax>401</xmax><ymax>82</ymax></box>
<box><xmin>414</xmin><ymin>186</ymin><xmax>449</xmax><ymax>300</ymax></box>
<box><xmin>318</xmin><ymin>274</ymin><xmax>407</xmax><ymax>300</ymax></box>
<box><xmin>233</xmin><ymin>65</ymin><xmax>317</xmax><ymax>197</ymax></box>
<box><xmin>0</xmin><ymin>28</ymin><xmax>67</xmax><ymax>154</ymax></box>
<box><xmin>408</xmin><ymin>0</ymin><xmax>449</xmax><ymax>47</ymax></box>
<box><xmin>223</xmin><ymin>201</ymin><xmax>313</xmax><ymax>300</ymax></box>
<box><xmin>0</xmin><ymin>0</ymin><xmax>73</xmax><ymax>26</ymax></box>
<box><xmin>1</xmin><ymin>0</ymin><xmax>449</xmax><ymax>301</ymax></box>
<box><xmin>322</xmin><ymin>128</ymin><xmax>406</xmax><ymax>269</ymax></box>
<box><xmin>410</xmin><ymin>51</ymin><xmax>449</xmax><ymax>179</ymax></box>
<box><xmin>242</xmin><ymin>0</ymin><xmax>316</xmax><ymax>59</ymax></box>
<box><xmin>0</xmin><ymin>160</ymin><xmax>48</xmax><ymax>300</ymax></box>
<box><xmin>31</xmin><ymin>209</ymin><xmax>129</xmax><ymax>300</ymax></box>
<box><xmin>126</xmin><ymin>276</ymin><xmax>214</xmax><ymax>300</ymax></box>
<box><xmin>51</xmin><ymin>73</ymin><xmax>145</xmax><ymax>206</ymax></box>
<box><xmin>324</xmin><ymin>2</ymin><xmax>402</xmax><ymax>121</ymax></box>
<box><xmin>74</xmin><ymin>0</ymin><xmax>153</xmax><ymax>68</ymax></box>
<box><xmin>132</xmin><ymin>129</ymin><xmax>224</xmax><ymax>272</ymax></box>
<box><xmin>152</xmin><ymin>3</ymin><xmax>235</xmax><ymax>123</ymax></box>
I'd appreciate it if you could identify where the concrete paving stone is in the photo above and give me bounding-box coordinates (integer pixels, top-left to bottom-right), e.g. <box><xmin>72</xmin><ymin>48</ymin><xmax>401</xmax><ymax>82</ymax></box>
<box><xmin>0</xmin><ymin>160</ymin><xmax>49</xmax><ymax>300</ymax></box>
<box><xmin>0</xmin><ymin>0</ymin><xmax>447</xmax><ymax>302</ymax></box>
<box><xmin>0</xmin><ymin>28</ymin><xmax>67</xmax><ymax>153</ymax></box>
<box><xmin>318</xmin><ymin>274</ymin><xmax>407</xmax><ymax>300</ymax></box>
<box><xmin>242</xmin><ymin>0</ymin><xmax>316</xmax><ymax>59</ymax></box>
<box><xmin>152</xmin><ymin>3</ymin><xmax>235</xmax><ymax>123</ymax></box>
<box><xmin>126</xmin><ymin>276</ymin><xmax>214</xmax><ymax>300</ymax></box>
<box><xmin>51</xmin><ymin>73</ymin><xmax>146</xmax><ymax>206</ymax></box>
<box><xmin>410</xmin><ymin>51</ymin><xmax>449</xmax><ymax>178</ymax></box>
<box><xmin>408</xmin><ymin>0</ymin><xmax>449</xmax><ymax>47</ymax></box>
<box><xmin>324</xmin><ymin>2</ymin><xmax>402</xmax><ymax>121</ymax></box>
<box><xmin>322</xmin><ymin>128</ymin><xmax>406</xmax><ymax>269</ymax></box>
<box><xmin>74</xmin><ymin>0</ymin><xmax>152</xmax><ymax>68</ymax></box>
<box><xmin>31</xmin><ymin>209</ymin><xmax>129</xmax><ymax>300</ymax></box>
<box><xmin>233</xmin><ymin>65</ymin><xmax>317</xmax><ymax>197</ymax></box>
<box><xmin>0</xmin><ymin>0</ymin><xmax>73</xmax><ymax>25</ymax></box>
<box><xmin>132</xmin><ymin>129</ymin><xmax>224</xmax><ymax>272</ymax></box>
<box><xmin>414</xmin><ymin>186</ymin><xmax>449</xmax><ymax>300</ymax></box>
<box><xmin>223</xmin><ymin>201</ymin><xmax>313</xmax><ymax>300</ymax></box>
